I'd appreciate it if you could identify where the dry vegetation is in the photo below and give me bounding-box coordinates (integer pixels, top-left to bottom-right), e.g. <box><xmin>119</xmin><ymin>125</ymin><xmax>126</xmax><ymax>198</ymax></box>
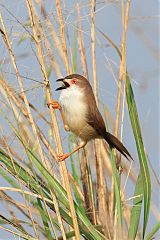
<box><xmin>0</xmin><ymin>1</ymin><xmax>159</xmax><ymax>240</ymax></box>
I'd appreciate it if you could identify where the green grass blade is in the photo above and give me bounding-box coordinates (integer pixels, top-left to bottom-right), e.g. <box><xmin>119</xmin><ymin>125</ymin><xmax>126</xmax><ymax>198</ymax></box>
<box><xmin>110</xmin><ymin>147</ymin><xmax>122</xmax><ymax>226</ymax></box>
<box><xmin>125</xmin><ymin>74</ymin><xmax>151</xmax><ymax>237</ymax></box>
<box><xmin>144</xmin><ymin>221</ymin><xmax>160</xmax><ymax>240</ymax></box>
<box><xmin>27</xmin><ymin>149</ymin><xmax>104</xmax><ymax>240</ymax></box>
<box><xmin>128</xmin><ymin>174</ymin><xmax>143</xmax><ymax>239</ymax></box>
<box><xmin>0</xmin><ymin>146</ymin><xmax>104</xmax><ymax>240</ymax></box>
<box><xmin>68</xmin><ymin>137</ymin><xmax>85</xmax><ymax>213</ymax></box>
<box><xmin>0</xmin><ymin>214</ymin><xmax>36</xmax><ymax>240</ymax></box>
<box><xmin>54</xmin><ymin>231</ymin><xmax>75</xmax><ymax>240</ymax></box>
<box><xmin>0</xmin><ymin>148</ymin><xmax>42</xmax><ymax>194</ymax></box>
<box><xmin>99</xmin><ymin>30</ymin><xmax>151</xmax><ymax>238</ymax></box>
<box><xmin>0</xmin><ymin>167</ymin><xmax>20</xmax><ymax>188</ymax></box>
<box><xmin>37</xmin><ymin>199</ymin><xmax>53</xmax><ymax>240</ymax></box>
<box><xmin>69</xmin><ymin>142</ymin><xmax>85</xmax><ymax>214</ymax></box>
<box><xmin>0</xmin><ymin>111</ymin><xmax>105</xmax><ymax>239</ymax></box>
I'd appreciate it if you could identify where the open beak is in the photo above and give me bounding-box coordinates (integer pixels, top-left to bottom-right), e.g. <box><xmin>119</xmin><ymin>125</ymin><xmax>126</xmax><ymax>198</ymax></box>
<box><xmin>55</xmin><ymin>78</ymin><xmax>70</xmax><ymax>91</ymax></box>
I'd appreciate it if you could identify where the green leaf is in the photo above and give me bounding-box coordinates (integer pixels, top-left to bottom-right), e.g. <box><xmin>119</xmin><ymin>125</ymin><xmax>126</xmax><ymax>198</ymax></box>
<box><xmin>0</xmin><ymin>167</ymin><xmax>20</xmax><ymax>188</ymax></box>
<box><xmin>99</xmin><ymin>29</ymin><xmax>151</xmax><ymax>238</ymax></box>
<box><xmin>69</xmin><ymin>142</ymin><xmax>85</xmax><ymax>214</ymax></box>
<box><xmin>128</xmin><ymin>174</ymin><xmax>143</xmax><ymax>239</ymax></box>
<box><xmin>37</xmin><ymin>199</ymin><xmax>53</xmax><ymax>240</ymax></box>
<box><xmin>125</xmin><ymin>74</ymin><xmax>151</xmax><ymax>238</ymax></box>
<box><xmin>54</xmin><ymin>230</ymin><xmax>75</xmax><ymax>240</ymax></box>
<box><xmin>0</xmin><ymin>214</ymin><xmax>36</xmax><ymax>240</ymax></box>
<box><xmin>27</xmin><ymin>149</ymin><xmax>104</xmax><ymax>240</ymax></box>
<box><xmin>110</xmin><ymin>147</ymin><xmax>122</xmax><ymax>226</ymax></box>
<box><xmin>0</xmin><ymin>109</ymin><xmax>105</xmax><ymax>240</ymax></box>
<box><xmin>0</xmin><ymin>146</ymin><xmax>104</xmax><ymax>240</ymax></box>
<box><xmin>144</xmin><ymin>221</ymin><xmax>160</xmax><ymax>240</ymax></box>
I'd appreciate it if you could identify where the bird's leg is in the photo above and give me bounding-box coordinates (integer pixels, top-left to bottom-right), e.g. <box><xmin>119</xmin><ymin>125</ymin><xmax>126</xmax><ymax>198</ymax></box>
<box><xmin>47</xmin><ymin>100</ymin><xmax>70</xmax><ymax>131</ymax></box>
<box><xmin>57</xmin><ymin>141</ymin><xmax>86</xmax><ymax>161</ymax></box>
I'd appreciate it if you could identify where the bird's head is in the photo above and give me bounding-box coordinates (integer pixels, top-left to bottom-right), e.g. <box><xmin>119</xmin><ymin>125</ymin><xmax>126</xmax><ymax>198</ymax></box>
<box><xmin>55</xmin><ymin>74</ymin><xmax>89</xmax><ymax>91</ymax></box>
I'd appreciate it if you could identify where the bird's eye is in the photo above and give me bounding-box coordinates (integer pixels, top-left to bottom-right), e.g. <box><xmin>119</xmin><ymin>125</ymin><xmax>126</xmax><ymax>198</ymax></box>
<box><xmin>71</xmin><ymin>79</ymin><xmax>77</xmax><ymax>84</ymax></box>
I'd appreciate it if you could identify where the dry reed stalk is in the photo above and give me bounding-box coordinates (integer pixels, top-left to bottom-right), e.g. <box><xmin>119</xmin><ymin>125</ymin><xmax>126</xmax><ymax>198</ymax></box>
<box><xmin>120</xmin><ymin>0</ymin><xmax>131</xmax><ymax>138</ymax></box>
<box><xmin>0</xmin><ymin>20</ymin><xmax>45</xmax><ymax>238</ymax></box>
<box><xmin>55</xmin><ymin>0</ymin><xmax>70</xmax><ymax>74</ymax></box>
<box><xmin>1</xmin><ymin>135</ymin><xmax>58</xmax><ymax>238</ymax></box>
<box><xmin>0</xmin><ymin>191</ymin><xmax>34</xmax><ymax>233</ymax></box>
<box><xmin>0</xmin><ymin>78</ymin><xmax>35</xmax><ymax>147</ymax></box>
<box><xmin>68</xmin><ymin>174</ymin><xmax>85</xmax><ymax>202</ymax></box>
<box><xmin>43</xmin><ymin>35</ymin><xmax>62</xmax><ymax>77</ymax></box>
<box><xmin>119</xmin><ymin>0</ymin><xmax>131</xmax><ymax>230</ymax></box>
<box><xmin>90</xmin><ymin>0</ymin><xmax>110</xmax><ymax>236</ymax></box>
<box><xmin>90</xmin><ymin>0</ymin><xmax>98</xmax><ymax>104</ymax></box>
<box><xmin>0</xmin><ymin>190</ymin><xmax>46</xmax><ymax>235</ymax></box>
<box><xmin>40</xmin><ymin>2</ymin><xmax>65</xmax><ymax>59</ymax></box>
<box><xmin>0</xmin><ymin>160</ymin><xmax>40</xmax><ymax>238</ymax></box>
<box><xmin>0</xmin><ymin>17</ymin><xmax>48</xmax><ymax>168</ymax></box>
<box><xmin>16</xmin><ymin>203</ymin><xmax>37</xmax><ymax>238</ymax></box>
<box><xmin>77</xmin><ymin>4</ymin><xmax>89</xmax><ymax>79</ymax></box>
<box><xmin>95</xmin><ymin>142</ymin><xmax>112</xmax><ymax>239</ymax></box>
<box><xmin>0</xmin><ymin>53</ymin><xmax>50</xmax><ymax>236</ymax></box>
<box><xmin>35</xmin><ymin>0</ymin><xmax>67</xmax><ymax>69</ymax></box>
<box><xmin>0</xmin><ymin>76</ymin><xmax>57</xmax><ymax>162</ymax></box>
<box><xmin>32</xmin><ymin>4</ymin><xmax>62</xmax><ymax>76</ymax></box>
<box><xmin>80</xmin><ymin>148</ymin><xmax>97</xmax><ymax>225</ymax></box>
<box><xmin>123</xmin><ymin>204</ymin><xmax>131</xmax><ymax>231</ymax></box>
<box><xmin>101</xmin><ymin>145</ymin><xmax>112</xmax><ymax>177</ymax></box>
<box><xmin>114</xmin><ymin>0</ymin><xmax>131</xmax><ymax>137</ymax></box>
<box><xmin>0</xmin><ymin>137</ymin><xmax>23</xmax><ymax>166</ymax></box>
<box><xmin>0</xmin><ymin>187</ymin><xmax>61</xmax><ymax>239</ymax></box>
<box><xmin>90</xmin><ymin>0</ymin><xmax>100</xmax><ymax>226</ymax></box>
<box><xmin>102</xmin><ymin>145</ymin><xmax>136</xmax><ymax>183</ymax></box>
<box><xmin>26</xmin><ymin>1</ymin><xmax>80</xmax><ymax>238</ymax></box>
<box><xmin>0</xmin><ymin>187</ymin><xmax>69</xmax><ymax>207</ymax></box>
<box><xmin>103</xmin><ymin>154</ymin><xmax>135</xmax><ymax>188</ymax></box>
<box><xmin>120</xmin><ymin>84</ymin><xmax>126</xmax><ymax>142</ymax></box>
<box><xmin>25</xmin><ymin>1</ymin><xmax>66</xmax><ymax>238</ymax></box>
<box><xmin>75</xmin><ymin>3</ymin><xmax>97</xmax><ymax>226</ymax></box>
<box><xmin>55</xmin><ymin>1</ymin><xmax>81</xmax><ymax>237</ymax></box>
<box><xmin>3</xmin><ymin>193</ymin><xmax>25</xmax><ymax>232</ymax></box>
<box><xmin>48</xmin><ymin>191</ymin><xmax>62</xmax><ymax>240</ymax></box>
<box><xmin>110</xmin><ymin>1</ymin><xmax>131</xmax><ymax>234</ymax></box>
<box><xmin>1</xmin><ymin>76</ymin><xmax>84</xmax><ymax>203</ymax></box>
<box><xmin>0</xmin><ymin>225</ymin><xmax>34</xmax><ymax>240</ymax></box>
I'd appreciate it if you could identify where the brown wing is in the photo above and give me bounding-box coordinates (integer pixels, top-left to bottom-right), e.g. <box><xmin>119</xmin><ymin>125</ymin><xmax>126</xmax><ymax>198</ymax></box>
<box><xmin>85</xmin><ymin>84</ymin><xmax>133</xmax><ymax>160</ymax></box>
<box><xmin>85</xmin><ymin>85</ymin><xmax>106</xmax><ymax>138</ymax></box>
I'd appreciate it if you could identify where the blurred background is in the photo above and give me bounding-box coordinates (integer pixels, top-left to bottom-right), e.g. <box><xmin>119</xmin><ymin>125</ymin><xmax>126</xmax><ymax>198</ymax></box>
<box><xmin>0</xmin><ymin>0</ymin><xmax>159</xmax><ymax>239</ymax></box>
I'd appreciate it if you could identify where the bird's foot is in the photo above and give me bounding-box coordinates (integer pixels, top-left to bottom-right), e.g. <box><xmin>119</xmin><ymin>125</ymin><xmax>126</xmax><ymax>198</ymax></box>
<box><xmin>57</xmin><ymin>153</ymin><xmax>70</xmax><ymax>162</ymax></box>
<box><xmin>64</xmin><ymin>125</ymin><xmax>70</xmax><ymax>131</ymax></box>
<box><xmin>47</xmin><ymin>101</ymin><xmax>62</xmax><ymax>110</ymax></box>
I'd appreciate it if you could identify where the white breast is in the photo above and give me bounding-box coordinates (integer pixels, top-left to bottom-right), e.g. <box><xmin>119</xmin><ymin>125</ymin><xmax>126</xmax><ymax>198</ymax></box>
<box><xmin>59</xmin><ymin>86</ymin><xmax>88</xmax><ymax>134</ymax></box>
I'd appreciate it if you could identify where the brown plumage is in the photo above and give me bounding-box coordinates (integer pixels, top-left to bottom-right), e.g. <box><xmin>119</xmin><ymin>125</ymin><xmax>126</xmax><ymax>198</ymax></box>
<box><xmin>81</xmin><ymin>75</ymin><xmax>132</xmax><ymax>160</ymax></box>
<box><xmin>49</xmin><ymin>74</ymin><xmax>132</xmax><ymax>161</ymax></box>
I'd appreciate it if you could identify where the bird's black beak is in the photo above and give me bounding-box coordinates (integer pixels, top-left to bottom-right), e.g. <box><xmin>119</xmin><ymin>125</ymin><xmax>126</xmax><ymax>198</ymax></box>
<box><xmin>55</xmin><ymin>78</ymin><xmax>70</xmax><ymax>91</ymax></box>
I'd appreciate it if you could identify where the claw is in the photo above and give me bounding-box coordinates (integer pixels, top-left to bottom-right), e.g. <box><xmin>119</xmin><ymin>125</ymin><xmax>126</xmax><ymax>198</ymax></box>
<box><xmin>57</xmin><ymin>153</ymin><xmax>70</xmax><ymax>161</ymax></box>
<box><xmin>47</xmin><ymin>102</ymin><xmax>51</xmax><ymax>108</ymax></box>
<box><xmin>47</xmin><ymin>101</ymin><xmax>61</xmax><ymax>110</ymax></box>
<box><xmin>64</xmin><ymin>125</ymin><xmax>70</xmax><ymax>131</ymax></box>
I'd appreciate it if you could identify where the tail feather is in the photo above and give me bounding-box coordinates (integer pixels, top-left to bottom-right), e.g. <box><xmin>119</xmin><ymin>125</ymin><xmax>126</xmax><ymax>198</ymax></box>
<box><xmin>105</xmin><ymin>132</ymin><xmax>133</xmax><ymax>160</ymax></box>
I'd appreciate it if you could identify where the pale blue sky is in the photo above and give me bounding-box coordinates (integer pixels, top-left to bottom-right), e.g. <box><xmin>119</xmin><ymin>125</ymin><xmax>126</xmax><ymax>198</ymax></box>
<box><xmin>0</xmin><ymin>1</ymin><xmax>159</xmax><ymax>239</ymax></box>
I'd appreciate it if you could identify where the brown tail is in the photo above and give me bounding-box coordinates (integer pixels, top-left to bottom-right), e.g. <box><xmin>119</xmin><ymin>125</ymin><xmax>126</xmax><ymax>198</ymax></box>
<box><xmin>105</xmin><ymin>132</ymin><xmax>133</xmax><ymax>160</ymax></box>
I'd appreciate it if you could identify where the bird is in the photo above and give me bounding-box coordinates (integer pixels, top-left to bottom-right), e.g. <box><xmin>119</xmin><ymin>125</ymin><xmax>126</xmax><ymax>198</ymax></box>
<box><xmin>48</xmin><ymin>74</ymin><xmax>132</xmax><ymax>161</ymax></box>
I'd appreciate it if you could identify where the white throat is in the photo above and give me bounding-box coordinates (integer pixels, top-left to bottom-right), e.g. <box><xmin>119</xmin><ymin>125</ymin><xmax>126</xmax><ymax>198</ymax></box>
<box><xmin>59</xmin><ymin>85</ymin><xmax>87</xmax><ymax>133</ymax></box>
